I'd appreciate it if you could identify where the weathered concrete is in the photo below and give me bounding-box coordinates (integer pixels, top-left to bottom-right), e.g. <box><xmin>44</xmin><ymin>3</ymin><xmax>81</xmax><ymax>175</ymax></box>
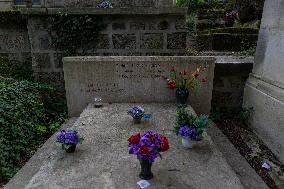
<box><xmin>243</xmin><ymin>0</ymin><xmax>284</xmax><ymax>163</ymax></box>
<box><xmin>63</xmin><ymin>56</ymin><xmax>215</xmax><ymax>117</ymax></box>
<box><xmin>4</xmin><ymin>103</ymin><xmax>244</xmax><ymax>189</ymax></box>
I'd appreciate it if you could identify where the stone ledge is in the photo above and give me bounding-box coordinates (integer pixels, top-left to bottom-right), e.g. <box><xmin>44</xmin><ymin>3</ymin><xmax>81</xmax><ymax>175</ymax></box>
<box><xmin>18</xmin><ymin>7</ymin><xmax>187</xmax><ymax>15</ymax></box>
<box><xmin>63</xmin><ymin>55</ymin><xmax>215</xmax><ymax>63</ymax></box>
<box><xmin>246</xmin><ymin>74</ymin><xmax>284</xmax><ymax>102</ymax></box>
<box><xmin>215</xmin><ymin>56</ymin><xmax>254</xmax><ymax>64</ymax></box>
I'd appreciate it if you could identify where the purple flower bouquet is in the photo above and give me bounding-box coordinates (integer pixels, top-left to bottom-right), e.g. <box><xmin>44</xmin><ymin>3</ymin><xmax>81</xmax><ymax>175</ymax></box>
<box><xmin>128</xmin><ymin>130</ymin><xmax>169</xmax><ymax>180</ymax></box>
<box><xmin>56</xmin><ymin>129</ymin><xmax>84</xmax><ymax>153</ymax></box>
<box><xmin>178</xmin><ymin>124</ymin><xmax>199</xmax><ymax>140</ymax></box>
<box><xmin>178</xmin><ymin>124</ymin><xmax>200</xmax><ymax>149</ymax></box>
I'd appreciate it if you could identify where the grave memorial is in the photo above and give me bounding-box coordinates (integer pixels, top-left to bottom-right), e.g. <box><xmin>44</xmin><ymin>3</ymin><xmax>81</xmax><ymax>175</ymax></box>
<box><xmin>243</xmin><ymin>0</ymin><xmax>284</xmax><ymax>163</ymax></box>
<box><xmin>4</xmin><ymin>104</ymin><xmax>246</xmax><ymax>189</ymax></box>
<box><xmin>63</xmin><ymin>56</ymin><xmax>215</xmax><ymax>117</ymax></box>
<box><xmin>1</xmin><ymin>1</ymin><xmax>272</xmax><ymax>188</ymax></box>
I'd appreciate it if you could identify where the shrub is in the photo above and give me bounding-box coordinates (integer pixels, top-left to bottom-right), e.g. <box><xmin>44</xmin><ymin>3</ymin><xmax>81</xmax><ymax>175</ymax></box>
<box><xmin>0</xmin><ymin>78</ymin><xmax>66</xmax><ymax>181</ymax></box>
<box><xmin>48</xmin><ymin>14</ymin><xmax>105</xmax><ymax>56</ymax></box>
<box><xmin>0</xmin><ymin>57</ymin><xmax>33</xmax><ymax>81</ymax></box>
<box><xmin>177</xmin><ymin>0</ymin><xmax>227</xmax><ymax>9</ymax></box>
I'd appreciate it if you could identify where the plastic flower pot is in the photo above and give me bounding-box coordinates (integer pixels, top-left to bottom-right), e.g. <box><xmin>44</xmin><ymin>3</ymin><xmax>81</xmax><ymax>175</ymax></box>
<box><xmin>63</xmin><ymin>144</ymin><xmax>77</xmax><ymax>153</ymax></box>
<box><xmin>176</xmin><ymin>88</ymin><xmax>189</xmax><ymax>105</ymax></box>
<box><xmin>139</xmin><ymin>159</ymin><xmax>153</xmax><ymax>180</ymax></box>
<box><xmin>143</xmin><ymin>113</ymin><xmax>152</xmax><ymax>126</ymax></box>
<box><xmin>182</xmin><ymin>138</ymin><xmax>195</xmax><ymax>149</ymax></box>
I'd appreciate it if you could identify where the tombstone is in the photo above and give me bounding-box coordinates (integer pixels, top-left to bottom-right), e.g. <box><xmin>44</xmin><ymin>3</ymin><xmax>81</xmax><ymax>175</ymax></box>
<box><xmin>243</xmin><ymin>0</ymin><xmax>284</xmax><ymax>163</ymax></box>
<box><xmin>63</xmin><ymin>56</ymin><xmax>215</xmax><ymax>117</ymax></box>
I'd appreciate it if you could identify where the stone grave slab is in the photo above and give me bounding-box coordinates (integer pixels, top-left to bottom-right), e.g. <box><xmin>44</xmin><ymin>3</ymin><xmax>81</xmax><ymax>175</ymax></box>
<box><xmin>4</xmin><ymin>103</ymin><xmax>244</xmax><ymax>189</ymax></box>
<box><xmin>63</xmin><ymin>56</ymin><xmax>215</xmax><ymax>117</ymax></box>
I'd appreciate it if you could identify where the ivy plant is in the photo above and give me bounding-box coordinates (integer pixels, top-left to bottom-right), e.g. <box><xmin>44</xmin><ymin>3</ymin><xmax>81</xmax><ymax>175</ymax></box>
<box><xmin>0</xmin><ymin>78</ymin><xmax>66</xmax><ymax>181</ymax></box>
<box><xmin>48</xmin><ymin>13</ymin><xmax>105</xmax><ymax>56</ymax></box>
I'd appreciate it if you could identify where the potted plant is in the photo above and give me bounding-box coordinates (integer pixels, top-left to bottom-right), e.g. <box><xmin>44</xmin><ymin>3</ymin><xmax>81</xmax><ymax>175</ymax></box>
<box><xmin>128</xmin><ymin>130</ymin><xmax>169</xmax><ymax>180</ymax></box>
<box><xmin>127</xmin><ymin>106</ymin><xmax>145</xmax><ymax>124</ymax></box>
<box><xmin>56</xmin><ymin>129</ymin><xmax>84</xmax><ymax>153</ymax></box>
<box><xmin>162</xmin><ymin>65</ymin><xmax>208</xmax><ymax>105</ymax></box>
<box><xmin>175</xmin><ymin>108</ymin><xmax>211</xmax><ymax>149</ymax></box>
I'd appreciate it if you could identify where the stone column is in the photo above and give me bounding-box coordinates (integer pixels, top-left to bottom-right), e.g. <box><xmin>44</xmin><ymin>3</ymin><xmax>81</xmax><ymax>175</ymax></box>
<box><xmin>243</xmin><ymin>0</ymin><xmax>284</xmax><ymax>162</ymax></box>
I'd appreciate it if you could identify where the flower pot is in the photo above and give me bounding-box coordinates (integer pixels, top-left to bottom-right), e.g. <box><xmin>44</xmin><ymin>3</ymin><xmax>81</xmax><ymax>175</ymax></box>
<box><xmin>176</xmin><ymin>88</ymin><xmax>189</xmax><ymax>105</ymax></box>
<box><xmin>139</xmin><ymin>159</ymin><xmax>153</xmax><ymax>180</ymax></box>
<box><xmin>63</xmin><ymin>144</ymin><xmax>77</xmax><ymax>153</ymax></box>
<box><xmin>133</xmin><ymin>117</ymin><xmax>142</xmax><ymax>124</ymax></box>
<box><xmin>182</xmin><ymin>138</ymin><xmax>195</xmax><ymax>149</ymax></box>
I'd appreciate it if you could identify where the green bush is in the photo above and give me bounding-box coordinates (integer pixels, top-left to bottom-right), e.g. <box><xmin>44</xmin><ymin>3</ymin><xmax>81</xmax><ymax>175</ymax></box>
<box><xmin>210</xmin><ymin>106</ymin><xmax>253</xmax><ymax>126</ymax></box>
<box><xmin>0</xmin><ymin>78</ymin><xmax>66</xmax><ymax>181</ymax></box>
<box><xmin>0</xmin><ymin>57</ymin><xmax>33</xmax><ymax>81</ymax></box>
<box><xmin>48</xmin><ymin>14</ymin><xmax>105</xmax><ymax>56</ymax></box>
<box><xmin>177</xmin><ymin>0</ymin><xmax>227</xmax><ymax>9</ymax></box>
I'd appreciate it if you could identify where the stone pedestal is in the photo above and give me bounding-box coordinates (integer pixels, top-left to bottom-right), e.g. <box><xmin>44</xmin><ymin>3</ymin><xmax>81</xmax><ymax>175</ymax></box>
<box><xmin>0</xmin><ymin>0</ymin><xmax>13</xmax><ymax>10</ymax></box>
<box><xmin>243</xmin><ymin>0</ymin><xmax>284</xmax><ymax>163</ymax></box>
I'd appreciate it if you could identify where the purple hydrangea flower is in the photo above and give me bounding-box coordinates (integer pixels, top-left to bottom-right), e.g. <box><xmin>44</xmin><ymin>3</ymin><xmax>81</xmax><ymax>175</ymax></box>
<box><xmin>178</xmin><ymin>124</ymin><xmax>198</xmax><ymax>141</ymax></box>
<box><xmin>56</xmin><ymin>129</ymin><xmax>80</xmax><ymax>145</ymax></box>
<box><xmin>128</xmin><ymin>130</ymin><xmax>166</xmax><ymax>163</ymax></box>
<box><xmin>127</xmin><ymin>106</ymin><xmax>145</xmax><ymax>119</ymax></box>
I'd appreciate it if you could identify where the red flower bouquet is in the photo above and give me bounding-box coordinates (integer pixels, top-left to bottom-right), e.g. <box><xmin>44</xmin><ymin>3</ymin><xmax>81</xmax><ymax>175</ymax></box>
<box><xmin>162</xmin><ymin>65</ymin><xmax>208</xmax><ymax>92</ymax></box>
<box><xmin>128</xmin><ymin>130</ymin><xmax>170</xmax><ymax>180</ymax></box>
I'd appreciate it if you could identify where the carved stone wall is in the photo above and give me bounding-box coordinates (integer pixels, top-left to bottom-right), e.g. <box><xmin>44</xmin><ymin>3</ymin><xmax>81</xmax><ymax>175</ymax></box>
<box><xmin>0</xmin><ymin>7</ymin><xmax>186</xmax><ymax>88</ymax></box>
<box><xmin>0</xmin><ymin>18</ymin><xmax>31</xmax><ymax>65</ymax></box>
<box><xmin>45</xmin><ymin>0</ymin><xmax>174</xmax><ymax>7</ymax></box>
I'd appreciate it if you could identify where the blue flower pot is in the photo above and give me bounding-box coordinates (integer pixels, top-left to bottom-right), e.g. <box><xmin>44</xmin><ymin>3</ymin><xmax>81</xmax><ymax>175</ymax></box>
<box><xmin>176</xmin><ymin>88</ymin><xmax>189</xmax><ymax>105</ymax></box>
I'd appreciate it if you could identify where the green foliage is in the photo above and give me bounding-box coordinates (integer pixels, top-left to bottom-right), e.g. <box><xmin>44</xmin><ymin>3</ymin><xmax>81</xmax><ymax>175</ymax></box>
<box><xmin>49</xmin><ymin>122</ymin><xmax>61</xmax><ymax>133</ymax></box>
<box><xmin>194</xmin><ymin>114</ymin><xmax>211</xmax><ymax>135</ymax></box>
<box><xmin>0</xmin><ymin>57</ymin><xmax>33</xmax><ymax>81</ymax></box>
<box><xmin>176</xmin><ymin>108</ymin><xmax>196</xmax><ymax>126</ymax></box>
<box><xmin>175</xmin><ymin>108</ymin><xmax>211</xmax><ymax>137</ymax></box>
<box><xmin>0</xmin><ymin>78</ymin><xmax>66</xmax><ymax>181</ymax></box>
<box><xmin>210</xmin><ymin>106</ymin><xmax>253</xmax><ymax>125</ymax></box>
<box><xmin>239</xmin><ymin>107</ymin><xmax>253</xmax><ymax>124</ymax></box>
<box><xmin>186</xmin><ymin>12</ymin><xmax>197</xmax><ymax>35</ymax></box>
<box><xmin>48</xmin><ymin>13</ymin><xmax>105</xmax><ymax>56</ymax></box>
<box><xmin>0</xmin><ymin>10</ymin><xmax>26</xmax><ymax>27</ymax></box>
<box><xmin>177</xmin><ymin>0</ymin><xmax>227</xmax><ymax>9</ymax></box>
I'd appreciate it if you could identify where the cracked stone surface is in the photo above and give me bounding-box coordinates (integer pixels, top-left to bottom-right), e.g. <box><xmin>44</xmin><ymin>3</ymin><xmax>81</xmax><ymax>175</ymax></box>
<box><xmin>4</xmin><ymin>103</ymin><xmax>244</xmax><ymax>189</ymax></box>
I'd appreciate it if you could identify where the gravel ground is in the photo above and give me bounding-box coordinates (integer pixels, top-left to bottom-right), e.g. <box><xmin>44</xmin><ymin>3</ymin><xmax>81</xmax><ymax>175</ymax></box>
<box><xmin>215</xmin><ymin>118</ymin><xmax>284</xmax><ymax>189</ymax></box>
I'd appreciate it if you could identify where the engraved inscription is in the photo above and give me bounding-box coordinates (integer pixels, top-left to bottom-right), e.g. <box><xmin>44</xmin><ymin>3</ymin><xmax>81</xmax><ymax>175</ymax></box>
<box><xmin>115</xmin><ymin>62</ymin><xmax>165</xmax><ymax>79</ymax></box>
<box><xmin>86</xmin><ymin>82</ymin><xmax>125</xmax><ymax>93</ymax></box>
<box><xmin>85</xmin><ymin>62</ymin><xmax>167</xmax><ymax>94</ymax></box>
